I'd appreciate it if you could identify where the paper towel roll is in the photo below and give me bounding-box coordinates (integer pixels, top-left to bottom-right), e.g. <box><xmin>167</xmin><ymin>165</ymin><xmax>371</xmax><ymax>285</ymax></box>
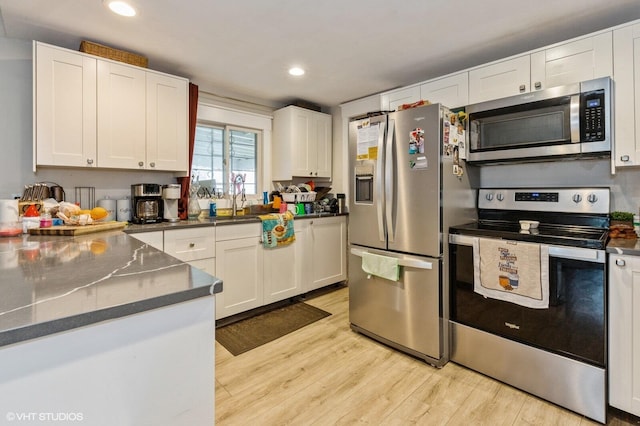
<box><xmin>116</xmin><ymin>198</ymin><xmax>131</xmax><ymax>222</ymax></box>
<box><xmin>0</xmin><ymin>199</ymin><xmax>19</xmax><ymax>223</ymax></box>
<box><xmin>97</xmin><ymin>198</ymin><xmax>116</xmax><ymax>221</ymax></box>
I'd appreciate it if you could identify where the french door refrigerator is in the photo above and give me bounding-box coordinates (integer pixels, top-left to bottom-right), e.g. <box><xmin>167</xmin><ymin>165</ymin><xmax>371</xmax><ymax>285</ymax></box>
<box><xmin>348</xmin><ymin>104</ymin><xmax>476</xmax><ymax>367</ymax></box>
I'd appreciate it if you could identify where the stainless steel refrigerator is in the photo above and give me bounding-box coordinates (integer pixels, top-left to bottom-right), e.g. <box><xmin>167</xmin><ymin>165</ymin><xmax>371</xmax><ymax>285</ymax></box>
<box><xmin>348</xmin><ymin>103</ymin><xmax>476</xmax><ymax>367</ymax></box>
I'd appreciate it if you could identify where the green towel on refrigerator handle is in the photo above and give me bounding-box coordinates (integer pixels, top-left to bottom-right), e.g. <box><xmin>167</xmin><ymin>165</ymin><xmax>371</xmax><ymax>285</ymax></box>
<box><xmin>361</xmin><ymin>252</ymin><xmax>400</xmax><ymax>281</ymax></box>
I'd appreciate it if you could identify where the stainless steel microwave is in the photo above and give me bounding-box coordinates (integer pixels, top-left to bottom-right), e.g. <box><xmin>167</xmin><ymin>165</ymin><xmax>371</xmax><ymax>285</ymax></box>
<box><xmin>466</xmin><ymin>77</ymin><xmax>612</xmax><ymax>164</ymax></box>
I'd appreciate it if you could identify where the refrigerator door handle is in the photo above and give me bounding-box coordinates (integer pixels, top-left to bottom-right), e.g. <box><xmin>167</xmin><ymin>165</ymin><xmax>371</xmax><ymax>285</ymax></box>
<box><xmin>376</xmin><ymin>120</ymin><xmax>387</xmax><ymax>243</ymax></box>
<box><xmin>350</xmin><ymin>247</ymin><xmax>433</xmax><ymax>270</ymax></box>
<box><xmin>385</xmin><ymin>119</ymin><xmax>395</xmax><ymax>242</ymax></box>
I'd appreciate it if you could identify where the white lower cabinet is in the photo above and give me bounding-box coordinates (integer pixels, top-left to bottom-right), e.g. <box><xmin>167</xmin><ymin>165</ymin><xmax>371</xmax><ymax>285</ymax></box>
<box><xmin>128</xmin><ymin>216</ymin><xmax>346</xmax><ymax>320</ymax></box>
<box><xmin>164</xmin><ymin>227</ymin><xmax>216</xmax><ymax>275</ymax></box>
<box><xmin>306</xmin><ymin>216</ymin><xmax>347</xmax><ymax>292</ymax></box>
<box><xmin>609</xmin><ymin>253</ymin><xmax>640</xmax><ymax>416</ymax></box>
<box><xmin>263</xmin><ymin>235</ymin><xmax>303</xmax><ymax>305</ymax></box>
<box><xmin>215</xmin><ymin>224</ymin><xmax>264</xmax><ymax>319</ymax></box>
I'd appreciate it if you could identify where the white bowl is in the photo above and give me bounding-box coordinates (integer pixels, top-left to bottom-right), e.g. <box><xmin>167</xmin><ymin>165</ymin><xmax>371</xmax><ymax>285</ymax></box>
<box><xmin>519</xmin><ymin>220</ymin><xmax>539</xmax><ymax>230</ymax></box>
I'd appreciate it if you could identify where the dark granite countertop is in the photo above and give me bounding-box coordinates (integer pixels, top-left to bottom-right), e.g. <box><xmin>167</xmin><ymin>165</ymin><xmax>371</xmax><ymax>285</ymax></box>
<box><xmin>0</xmin><ymin>230</ymin><xmax>222</xmax><ymax>347</ymax></box>
<box><xmin>607</xmin><ymin>238</ymin><xmax>640</xmax><ymax>256</ymax></box>
<box><xmin>125</xmin><ymin>212</ymin><xmax>348</xmax><ymax>234</ymax></box>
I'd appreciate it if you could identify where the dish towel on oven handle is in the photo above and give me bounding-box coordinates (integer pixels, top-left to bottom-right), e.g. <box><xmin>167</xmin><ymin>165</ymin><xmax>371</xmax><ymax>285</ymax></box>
<box><xmin>473</xmin><ymin>237</ymin><xmax>549</xmax><ymax>309</ymax></box>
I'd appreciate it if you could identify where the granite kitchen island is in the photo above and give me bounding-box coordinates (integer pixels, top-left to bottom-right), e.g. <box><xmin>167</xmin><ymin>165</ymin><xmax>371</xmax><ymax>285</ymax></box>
<box><xmin>0</xmin><ymin>230</ymin><xmax>222</xmax><ymax>425</ymax></box>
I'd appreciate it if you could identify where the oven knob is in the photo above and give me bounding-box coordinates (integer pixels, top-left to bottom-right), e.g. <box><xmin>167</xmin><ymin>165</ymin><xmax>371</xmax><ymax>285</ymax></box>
<box><xmin>587</xmin><ymin>193</ymin><xmax>598</xmax><ymax>204</ymax></box>
<box><xmin>572</xmin><ymin>194</ymin><xmax>582</xmax><ymax>203</ymax></box>
<box><xmin>496</xmin><ymin>193</ymin><xmax>504</xmax><ymax>201</ymax></box>
<box><xmin>485</xmin><ymin>193</ymin><xmax>494</xmax><ymax>201</ymax></box>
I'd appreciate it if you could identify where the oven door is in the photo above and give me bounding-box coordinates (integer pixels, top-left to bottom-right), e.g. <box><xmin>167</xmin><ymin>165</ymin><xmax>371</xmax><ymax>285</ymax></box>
<box><xmin>449</xmin><ymin>234</ymin><xmax>606</xmax><ymax>367</ymax></box>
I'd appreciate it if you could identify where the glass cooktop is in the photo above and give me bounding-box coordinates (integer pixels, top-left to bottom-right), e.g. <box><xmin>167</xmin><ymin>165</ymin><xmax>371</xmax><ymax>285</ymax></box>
<box><xmin>450</xmin><ymin>221</ymin><xmax>608</xmax><ymax>250</ymax></box>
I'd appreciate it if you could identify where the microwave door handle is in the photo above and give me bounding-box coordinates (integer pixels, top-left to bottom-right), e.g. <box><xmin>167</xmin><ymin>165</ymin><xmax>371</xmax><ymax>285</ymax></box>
<box><xmin>570</xmin><ymin>94</ymin><xmax>580</xmax><ymax>143</ymax></box>
<box><xmin>376</xmin><ymin>120</ymin><xmax>386</xmax><ymax>243</ymax></box>
<box><xmin>385</xmin><ymin>119</ymin><xmax>395</xmax><ymax>242</ymax></box>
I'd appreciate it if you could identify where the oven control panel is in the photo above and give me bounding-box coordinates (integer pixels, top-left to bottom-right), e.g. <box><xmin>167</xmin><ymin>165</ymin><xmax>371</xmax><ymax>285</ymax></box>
<box><xmin>479</xmin><ymin>188</ymin><xmax>610</xmax><ymax>214</ymax></box>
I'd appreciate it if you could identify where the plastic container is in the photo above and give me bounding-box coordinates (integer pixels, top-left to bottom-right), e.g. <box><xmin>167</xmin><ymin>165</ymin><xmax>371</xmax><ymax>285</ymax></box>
<box><xmin>282</xmin><ymin>192</ymin><xmax>316</xmax><ymax>203</ymax></box>
<box><xmin>0</xmin><ymin>222</ymin><xmax>23</xmax><ymax>237</ymax></box>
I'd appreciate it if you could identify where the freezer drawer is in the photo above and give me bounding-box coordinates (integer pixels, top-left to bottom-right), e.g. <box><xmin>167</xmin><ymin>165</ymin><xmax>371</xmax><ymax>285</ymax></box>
<box><xmin>348</xmin><ymin>246</ymin><xmax>444</xmax><ymax>365</ymax></box>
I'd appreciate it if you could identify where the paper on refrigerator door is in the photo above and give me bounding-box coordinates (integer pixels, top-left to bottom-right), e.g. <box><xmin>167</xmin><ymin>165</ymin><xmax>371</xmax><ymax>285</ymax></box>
<box><xmin>356</xmin><ymin>121</ymin><xmax>380</xmax><ymax>160</ymax></box>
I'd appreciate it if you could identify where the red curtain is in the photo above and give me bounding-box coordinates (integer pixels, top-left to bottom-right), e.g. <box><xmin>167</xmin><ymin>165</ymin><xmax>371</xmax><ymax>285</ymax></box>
<box><xmin>177</xmin><ymin>83</ymin><xmax>199</xmax><ymax>219</ymax></box>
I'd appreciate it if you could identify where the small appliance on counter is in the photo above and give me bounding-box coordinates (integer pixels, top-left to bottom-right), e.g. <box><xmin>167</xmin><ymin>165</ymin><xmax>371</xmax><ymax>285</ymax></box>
<box><xmin>162</xmin><ymin>184</ymin><xmax>181</xmax><ymax>222</ymax></box>
<box><xmin>131</xmin><ymin>184</ymin><xmax>163</xmax><ymax>224</ymax></box>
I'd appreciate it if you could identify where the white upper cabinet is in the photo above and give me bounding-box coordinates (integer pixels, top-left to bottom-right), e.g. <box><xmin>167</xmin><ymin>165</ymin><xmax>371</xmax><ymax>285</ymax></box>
<box><xmin>34</xmin><ymin>41</ymin><xmax>188</xmax><ymax>172</ymax></box>
<box><xmin>34</xmin><ymin>42</ymin><xmax>97</xmax><ymax>168</ymax></box>
<box><xmin>272</xmin><ymin>106</ymin><xmax>332</xmax><ymax>180</ymax></box>
<box><xmin>96</xmin><ymin>60</ymin><xmax>147</xmax><ymax>169</ymax></box>
<box><xmin>530</xmin><ymin>32</ymin><xmax>613</xmax><ymax>91</ymax></box>
<box><xmin>420</xmin><ymin>72</ymin><xmax>469</xmax><ymax>108</ymax></box>
<box><xmin>613</xmin><ymin>22</ymin><xmax>640</xmax><ymax>168</ymax></box>
<box><xmin>146</xmin><ymin>73</ymin><xmax>188</xmax><ymax>171</ymax></box>
<box><xmin>468</xmin><ymin>55</ymin><xmax>531</xmax><ymax>104</ymax></box>
<box><xmin>380</xmin><ymin>72</ymin><xmax>468</xmax><ymax>111</ymax></box>
<box><xmin>380</xmin><ymin>85</ymin><xmax>421</xmax><ymax>111</ymax></box>
<box><xmin>469</xmin><ymin>32</ymin><xmax>613</xmax><ymax>105</ymax></box>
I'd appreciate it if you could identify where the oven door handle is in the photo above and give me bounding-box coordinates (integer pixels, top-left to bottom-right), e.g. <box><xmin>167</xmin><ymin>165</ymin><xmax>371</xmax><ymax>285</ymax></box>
<box><xmin>548</xmin><ymin>246</ymin><xmax>606</xmax><ymax>263</ymax></box>
<box><xmin>449</xmin><ymin>234</ymin><xmax>476</xmax><ymax>246</ymax></box>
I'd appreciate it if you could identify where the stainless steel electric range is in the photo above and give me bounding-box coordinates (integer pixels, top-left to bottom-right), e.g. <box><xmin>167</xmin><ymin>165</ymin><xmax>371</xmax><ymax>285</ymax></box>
<box><xmin>448</xmin><ymin>188</ymin><xmax>609</xmax><ymax>423</ymax></box>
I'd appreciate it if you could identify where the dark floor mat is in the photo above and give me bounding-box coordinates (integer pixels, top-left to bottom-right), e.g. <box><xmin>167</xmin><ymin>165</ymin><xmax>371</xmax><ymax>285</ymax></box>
<box><xmin>215</xmin><ymin>302</ymin><xmax>331</xmax><ymax>356</ymax></box>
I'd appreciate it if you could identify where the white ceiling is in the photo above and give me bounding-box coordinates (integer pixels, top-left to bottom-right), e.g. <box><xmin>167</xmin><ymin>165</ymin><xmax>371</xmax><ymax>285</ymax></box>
<box><xmin>1</xmin><ymin>0</ymin><xmax>640</xmax><ymax>109</ymax></box>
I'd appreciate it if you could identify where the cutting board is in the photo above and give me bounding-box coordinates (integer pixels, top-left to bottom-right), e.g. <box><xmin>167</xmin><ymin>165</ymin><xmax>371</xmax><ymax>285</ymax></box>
<box><xmin>28</xmin><ymin>221</ymin><xmax>127</xmax><ymax>236</ymax></box>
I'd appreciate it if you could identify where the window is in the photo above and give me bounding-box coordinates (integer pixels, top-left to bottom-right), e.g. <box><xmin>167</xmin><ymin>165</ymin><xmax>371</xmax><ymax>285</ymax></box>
<box><xmin>192</xmin><ymin>123</ymin><xmax>260</xmax><ymax>196</ymax></box>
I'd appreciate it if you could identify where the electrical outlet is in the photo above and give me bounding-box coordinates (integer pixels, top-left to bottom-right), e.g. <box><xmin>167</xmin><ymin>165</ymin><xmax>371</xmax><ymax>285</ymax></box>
<box><xmin>11</xmin><ymin>193</ymin><xmax>21</xmax><ymax>200</ymax></box>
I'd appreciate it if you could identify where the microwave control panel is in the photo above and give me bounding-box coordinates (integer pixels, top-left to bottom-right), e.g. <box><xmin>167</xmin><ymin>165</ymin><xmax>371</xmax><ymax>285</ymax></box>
<box><xmin>580</xmin><ymin>89</ymin><xmax>605</xmax><ymax>142</ymax></box>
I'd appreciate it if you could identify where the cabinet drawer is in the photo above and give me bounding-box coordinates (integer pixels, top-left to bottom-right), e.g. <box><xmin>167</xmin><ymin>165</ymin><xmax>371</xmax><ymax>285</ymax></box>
<box><xmin>216</xmin><ymin>223</ymin><xmax>261</xmax><ymax>241</ymax></box>
<box><xmin>164</xmin><ymin>227</ymin><xmax>215</xmax><ymax>262</ymax></box>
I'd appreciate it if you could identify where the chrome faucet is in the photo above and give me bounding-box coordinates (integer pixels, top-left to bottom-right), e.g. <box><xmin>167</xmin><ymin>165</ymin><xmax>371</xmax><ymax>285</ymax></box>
<box><xmin>231</xmin><ymin>173</ymin><xmax>246</xmax><ymax>217</ymax></box>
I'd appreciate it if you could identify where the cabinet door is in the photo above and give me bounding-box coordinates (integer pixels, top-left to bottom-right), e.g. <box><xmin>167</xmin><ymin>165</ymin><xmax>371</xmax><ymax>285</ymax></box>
<box><xmin>609</xmin><ymin>254</ymin><xmax>640</xmax><ymax>416</ymax></box>
<box><xmin>308</xmin><ymin>216</ymin><xmax>347</xmax><ymax>292</ymax></box>
<box><xmin>263</xmin><ymin>241</ymin><xmax>301</xmax><ymax>304</ymax></box>
<box><xmin>96</xmin><ymin>60</ymin><xmax>146</xmax><ymax>169</ymax></box>
<box><xmin>146</xmin><ymin>72</ymin><xmax>188</xmax><ymax>172</ymax></box>
<box><xmin>613</xmin><ymin>23</ymin><xmax>640</xmax><ymax>168</ymax></box>
<box><xmin>531</xmin><ymin>32</ymin><xmax>613</xmax><ymax>92</ymax></box>
<box><xmin>314</xmin><ymin>112</ymin><xmax>332</xmax><ymax>178</ymax></box>
<box><xmin>215</xmin><ymin>237</ymin><xmax>263</xmax><ymax>319</ymax></box>
<box><xmin>420</xmin><ymin>72</ymin><xmax>469</xmax><ymax>108</ymax></box>
<box><xmin>468</xmin><ymin>55</ymin><xmax>530</xmax><ymax>104</ymax></box>
<box><xmin>35</xmin><ymin>42</ymin><xmax>97</xmax><ymax>168</ymax></box>
<box><xmin>290</xmin><ymin>108</ymin><xmax>313</xmax><ymax>177</ymax></box>
<box><xmin>380</xmin><ymin>86</ymin><xmax>421</xmax><ymax>111</ymax></box>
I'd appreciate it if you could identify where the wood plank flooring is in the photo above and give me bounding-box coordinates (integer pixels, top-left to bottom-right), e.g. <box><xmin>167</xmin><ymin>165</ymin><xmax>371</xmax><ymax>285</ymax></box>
<box><xmin>215</xmin><ymin>284</ymin><xmax>638</xmax><ymax>425</ymax></box>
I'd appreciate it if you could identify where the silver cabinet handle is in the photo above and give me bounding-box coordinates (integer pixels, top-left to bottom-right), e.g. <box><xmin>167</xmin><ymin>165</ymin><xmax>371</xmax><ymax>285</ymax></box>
<box><xmin>150</xmin><ymin>162</ymin><xmax>155</xmax><ymax>168</ymax></box>
<box><xmin>616</xmin><ymin>258</ymin><xmax>626</xmax><ymax>267</ymax></box>
<box><xmin>519</xmin><ymin>84</ymin><xmax>526</xmax><ymax>92</ymax></box>
<box><xmin>621</xmin><ymin>155</ymin><xmax>631</xmax><ymax>162</ymax></box>
<box><xmin>138</xmin><ymin>161</ymin><xmax>144</xmax><ymax>167</ymax></box>
<box><xmin>87</xmin><ymin>158</ymin><xmax>94</xmax><ymax>165</ymax></box>
<box><xmin>534</xmin><ymin>81</ymin><xmax>542</xmax><ymax>89</ymax></box>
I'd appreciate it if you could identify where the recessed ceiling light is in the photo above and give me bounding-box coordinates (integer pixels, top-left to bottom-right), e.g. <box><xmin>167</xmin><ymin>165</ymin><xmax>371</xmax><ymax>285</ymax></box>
<box><xmin>288</xmin><ymin>67</ymin><xmax>305</xmax><ymax>76</ymax></box>
<box><xmin>104</xmin><ymin>1</ymin><xmax>136</xmax><ymax>17</ymax></box>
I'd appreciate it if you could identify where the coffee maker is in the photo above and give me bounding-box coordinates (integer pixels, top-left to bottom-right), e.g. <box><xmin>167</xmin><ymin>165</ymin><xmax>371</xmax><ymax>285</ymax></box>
<box><xmin>162</xmin><ymin>184</ymin><xmax>181</xmax><ymax>222</ymax></box>
<box><xmin>131</xmin><ymin>184</ymin><xmax>163</xmax><ymax>224</ymax></box>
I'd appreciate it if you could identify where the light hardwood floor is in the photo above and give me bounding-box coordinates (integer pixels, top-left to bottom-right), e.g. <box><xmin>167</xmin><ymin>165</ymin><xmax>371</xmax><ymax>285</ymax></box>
<box><xmin>215</xmin><ymin>285</ymin><xmax>637</xmax><ymax>425</ymax></box>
